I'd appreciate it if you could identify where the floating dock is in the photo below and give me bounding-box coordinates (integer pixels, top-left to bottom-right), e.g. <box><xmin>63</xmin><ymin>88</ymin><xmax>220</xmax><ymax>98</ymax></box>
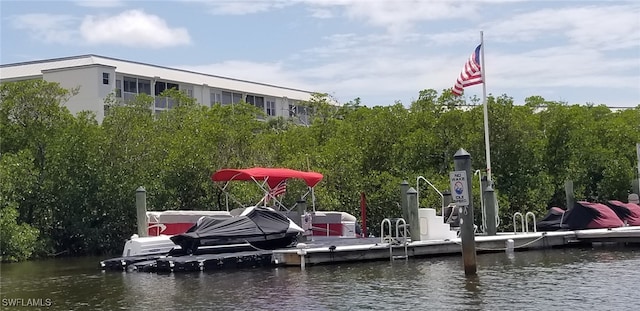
<box><xmin>100</xmin><ymin>226</ymin><xmax>640</xmax><ymax>273</ymax></box>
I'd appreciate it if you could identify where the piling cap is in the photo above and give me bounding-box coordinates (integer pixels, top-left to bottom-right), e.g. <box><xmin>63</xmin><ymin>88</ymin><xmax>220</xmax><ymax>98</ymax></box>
<box><xmin>485</xmin><ymin>184</ymin><xmax>495</xmax><ymax>192</ymax></box>
<box><xmin>406</xmin><ymin>187</ymin><xmax>417</xmax><ymax>194</ymax></box>
<box><xmin>454</xmin><ymin>148</ymin><xmax>470</xmax><ymax>159</ymax></box>
<box><xmin>401</xmin><ymin>180</ymin><xmax>409</xmax><ymax>186</ymax></box>
<box><xmin>136</xmin><ymin>186</ymin><xmax>146</xmax><ymax>192</ymax></box>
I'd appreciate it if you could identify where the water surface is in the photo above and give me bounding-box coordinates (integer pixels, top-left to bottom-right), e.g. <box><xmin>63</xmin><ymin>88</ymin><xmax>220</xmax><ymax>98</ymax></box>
<box><xmin>2</xmin><ymin>246</ymin><xmax>639</xmax><ymax>310</ymax></box>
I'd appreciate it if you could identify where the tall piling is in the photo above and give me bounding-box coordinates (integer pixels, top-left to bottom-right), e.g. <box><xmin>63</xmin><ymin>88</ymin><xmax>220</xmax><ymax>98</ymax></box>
<box><xmin>136</xmin><ymin>186</ymin><xmax>148</xmax><ymax>237</ymax></box>
<box><xmin>565</xmin><ymin>180</ymin><xmax>575</xmax><ymax>210</ymax></box>
<box><xmin>453</xmin><ymin>149</ymin><xmax>476</xmax><ymax>276</ymax></box>
<box><xmin>484</xmin><ymin>184</ymin><xmax>497</xmax><ymax>235</ymax></box>
<box><xmin>406</xmin><ymin>187</ymin><xmax>420</xmax><ymax>242</ymax></box>
<box><xmin>400</xmin><ymin>180</ymin><xmax>410</xmax><ymax>222</ymax></box>
<box><xmin>443</xmin><ymin>190</ymin><xmax>452</xmax><ymax>207</ymax></box>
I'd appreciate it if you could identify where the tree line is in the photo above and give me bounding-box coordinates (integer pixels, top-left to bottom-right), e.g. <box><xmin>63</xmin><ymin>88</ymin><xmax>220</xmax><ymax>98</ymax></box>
<box><xmin>1</xmin><ymin>80</ymin><xmax>639</xmax><ymax>262</ymax></box>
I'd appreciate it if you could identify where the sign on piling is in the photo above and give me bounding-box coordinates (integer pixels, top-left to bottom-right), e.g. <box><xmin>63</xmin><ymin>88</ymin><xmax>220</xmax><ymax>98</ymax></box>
<box><xmin>449</xmin><ymin>171</ymin><xmax>470</xmax><ymax>206</ymax></box>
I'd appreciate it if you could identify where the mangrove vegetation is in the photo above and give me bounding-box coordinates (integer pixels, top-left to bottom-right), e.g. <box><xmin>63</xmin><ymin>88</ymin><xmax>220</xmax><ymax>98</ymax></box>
<box><xmin>1</xmin><ymin>80</ymin><xmax>639</xmax><ymax>262</ymax></box>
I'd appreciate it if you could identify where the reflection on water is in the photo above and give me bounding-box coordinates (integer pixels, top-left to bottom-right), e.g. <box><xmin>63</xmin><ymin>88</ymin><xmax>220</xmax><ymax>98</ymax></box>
<box><xmin>2</xmin><ymin>246</ymin><xmax>639</xmax><ymax>310</ymax></box>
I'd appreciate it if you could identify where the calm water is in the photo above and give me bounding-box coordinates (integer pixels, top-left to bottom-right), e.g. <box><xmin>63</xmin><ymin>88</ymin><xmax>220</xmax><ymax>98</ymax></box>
<box><xmin>2</xmin><ymin>246</ymin><xmax>640</xmax><ymax>310</ymax></box>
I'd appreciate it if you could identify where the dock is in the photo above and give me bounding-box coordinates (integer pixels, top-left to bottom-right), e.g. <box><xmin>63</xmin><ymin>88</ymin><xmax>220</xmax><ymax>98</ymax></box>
<box><xmin>272</xmin><ymin>227</ymin><xmax>640</xmax><ymax>266</ymax></box>
<box><xmin>100</xmin><ymin>226</ymin><xmax>640</xmax><ymax>273</ymax></box>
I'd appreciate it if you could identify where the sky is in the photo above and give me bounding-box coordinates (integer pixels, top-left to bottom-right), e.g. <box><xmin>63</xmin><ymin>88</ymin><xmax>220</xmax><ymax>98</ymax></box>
<box><xmin>1</xmin><ymin>0</ymin><xmax>639</xmax><ymax>108</ymax></box>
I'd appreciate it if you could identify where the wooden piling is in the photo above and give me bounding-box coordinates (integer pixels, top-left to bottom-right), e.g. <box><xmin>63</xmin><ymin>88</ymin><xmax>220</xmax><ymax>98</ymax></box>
<box><xmin>453</xmin><ymin>149</ymin><xmax>476</xmax><ymax>276</ymax></box>
<box><xmin>136</xmin><ymin>186</ymin><xmax>148</xmax><ymax>237</ymax></box>
<box><xmin>406</xmin><ymin>187</ymin><xmax>420</xmax><ymax>242</ymax></box>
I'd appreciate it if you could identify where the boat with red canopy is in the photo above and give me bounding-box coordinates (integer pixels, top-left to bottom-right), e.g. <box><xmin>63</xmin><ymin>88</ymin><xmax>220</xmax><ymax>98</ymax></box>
<box><xmin>212</xmin><ymin>167</ymin><xmax>358</xmax><ymax>239</ymax></box>
<box><xmin>116</xmin><ymin>167</ymin><xmax>358</xmax><ymax>258</ymax></box>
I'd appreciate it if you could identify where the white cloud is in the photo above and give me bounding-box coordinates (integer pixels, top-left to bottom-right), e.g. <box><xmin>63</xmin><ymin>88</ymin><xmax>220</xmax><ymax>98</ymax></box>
<box><xmin>177</xmin><ymin>61</ymin><xmax>314</xmax><ymax>91</ymax></box>
<box><xmin>79</xmin><ymin>10</ymin><xmax>191</xmax><ymax>48</ymax></box>
<box><xmin>486</xmin><ymin>4</ymin><xmax>640</xmax><ymax>50</ymax></box>
<box><xmin>194</xmin><ymin>0</ymin><xmax>479</xmax><ymax>32</ymax></box>
<box><xmin>74</xmin><ymin>0</ymin><xmax>125</xmax><ymax>8</ymax></box>
<box><xmin>334</xmin><ymin>1</ymin><xmax>477</xmax><ymax>33</ymax></box>
<box><xmin>198</xmin><ymin>0</ymin><xmax>294</xmax><ymax>15</ymax></box>
<box><xmin>9</xmin><ymin>10</ymin><xmax>191</xmax><ymax>48</ymax></box>
<box><xmin>488</xmin><ymin>45</ymin><xmax>639</xmax><ymax>89</ymax></box>
<box><xmin>9</xmin><ymin>14</ymin><xmax>79</xmax><ymax>44</ymax></box>
<box><xmin>308</xmin><ymin>8</ymin><xmax>333</xmax><ymax>19</ymax></box>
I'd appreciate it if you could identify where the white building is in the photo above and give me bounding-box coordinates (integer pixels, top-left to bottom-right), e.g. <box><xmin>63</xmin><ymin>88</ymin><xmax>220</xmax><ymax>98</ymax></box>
<box><xmin>0</xmin><ymin>54</ymin><xmax>315</xmax><ymax>123</ymax></box>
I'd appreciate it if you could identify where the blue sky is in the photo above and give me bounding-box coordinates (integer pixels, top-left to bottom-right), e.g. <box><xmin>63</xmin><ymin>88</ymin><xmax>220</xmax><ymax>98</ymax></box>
<box><xmin>1</xmin><ymin>0</ymin><xmax>639</xmax><ymax>107</ymax></box>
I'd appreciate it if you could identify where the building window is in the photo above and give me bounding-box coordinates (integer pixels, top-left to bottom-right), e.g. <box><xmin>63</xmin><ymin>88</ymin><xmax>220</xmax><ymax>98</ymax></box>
<box><xmin>155</xmin><ymin>97</ymin><xmax>166</xmax><ymax>109</ymax></box>
<box><xmin>138</xmin><ymin>79</ymin><xmax>151</xmax><ymax>95</ymax></box>
<box><xmin>155</xmin><ymin>81</ymin><xmax>179</xmax><ymax>96</ymax></box>
<box><xmin>221</xmin><ymin>92</ymin><xmax>232</xmax><ymax>105</ymax></box>
<box><xmin>266</xmin><ymin>100</ymin><xmax>276</xmax><ymax>116</ymax></box>
<box><xmin>115</xmin><ymin>79</ymin><xmax>122</xmax><ymax>98</ymax></box>
<box><xmin>123</xmin><ymin>77</ymin><xmax>137</xmax><ymax>93</ymax></box>
<box><xmin>221</xmin><ymin>91</ymin><xmax>243</xmax><ymax>105</ymax></box>
<box><xmin>233</xmin><ymin>92</ymin><xmax>242</xmax><ymax>104</ymax></box>
<box><xmin>154</xmin><ymin>81</ymin><xmax>179</xmax><ymax>109</ymax></box>
<box><xmin>246</xmin><ymin>95</ymin><xmax>265</xmax><ymax>110</ymax></box>
<box><xmin>210</xmin><ymin>92</ymin><xmax>222</xmax><ymax>106</ymax></box>
<box><xmin>184</xmin><ymin>86</ymin><xmax>194</xmax><ymax>98</ymax></box>
<box><xmin>155</xmin><ymin>82</ymin><xmax>165</xmax><ymax>95</ymax></box>
<box><xmin>102</xmin><ymin>72</ymin><xmax>109</xmax><ymax>85</ymax></box>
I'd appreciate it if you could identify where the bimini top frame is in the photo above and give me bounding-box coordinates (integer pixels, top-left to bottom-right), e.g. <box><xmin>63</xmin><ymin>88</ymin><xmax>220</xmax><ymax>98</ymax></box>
<box><xmin>211</xmin><ymin>167</ymin><xmax>323</xmax><ymax>212</ymax></box>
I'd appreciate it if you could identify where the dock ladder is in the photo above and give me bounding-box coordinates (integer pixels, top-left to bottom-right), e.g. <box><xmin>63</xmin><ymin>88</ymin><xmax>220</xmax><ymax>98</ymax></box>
<box><xmin>513</xmin><ymin>212</ymin><xmax>537</xmax><ymax>233</ymax></box>
<box><xmin>381</xmin><ymin>218</ymin><xmax>408</xmax><ymax>261</ymax></box>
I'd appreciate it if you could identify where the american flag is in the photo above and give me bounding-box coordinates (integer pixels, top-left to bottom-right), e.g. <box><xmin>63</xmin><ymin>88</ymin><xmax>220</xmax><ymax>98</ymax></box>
<box><xmin>268</xmin><ymin>180</ymin><xmax>287</xmax><ymax>200</ymax></box>
<box><xmin>452</xmin><ymin>44</ymin><xmax>483</xmax><ymax>96</ymax></box>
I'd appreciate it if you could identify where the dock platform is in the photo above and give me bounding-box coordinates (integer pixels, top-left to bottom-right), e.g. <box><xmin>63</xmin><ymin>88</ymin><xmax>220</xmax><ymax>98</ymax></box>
<box><xmin>100</xmin><ymin>226</ymin><xmax>640</xmax><ymax>273</ymax></box>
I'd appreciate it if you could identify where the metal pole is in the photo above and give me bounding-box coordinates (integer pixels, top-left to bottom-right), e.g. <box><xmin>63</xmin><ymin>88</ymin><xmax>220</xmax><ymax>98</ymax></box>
<box><xmin>406</xmin><ymin>187</ymin><xmax>421</xmax><ymax>242</ymax></box>
<box><xmin>136</xmin><ymin>186</ymin><xmax>148</xmax><ymax>237</ymax></box>
<box><xmin>480</xmin><ymin>30</ymin><xmax>492</xmax><ymax>182</ymax></box>
<box><xmin>454</xmin><ymin>149</ymin><xmax>476</xmax><ymax>275</ymax></box>
<box><xmin>400</xmin><ymin>180</ymin><xmax>410</xmax><ymax>222</ymax></box>
<box><xmin>480</xmin><ymin>175</ymin><xmax>488</xmax><ymax>232</ymax></box>
<box><xmin>297</xmin><ymin>200</ymin><xmax>307</xmax><ymax>223</ymax></box>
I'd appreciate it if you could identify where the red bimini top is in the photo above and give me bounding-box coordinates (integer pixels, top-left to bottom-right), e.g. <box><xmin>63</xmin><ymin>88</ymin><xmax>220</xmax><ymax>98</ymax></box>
<box><xmin>211</xmin><ymin>167</ymin><xmax>323</xmax><ymax>188</ymax></box>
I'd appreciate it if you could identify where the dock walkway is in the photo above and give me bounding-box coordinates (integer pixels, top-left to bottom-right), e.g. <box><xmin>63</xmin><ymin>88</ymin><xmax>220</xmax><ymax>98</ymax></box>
<box><xmin>100</xmin><ymin>226</ymin><xmax>640</xmax><ymax>273</ymax></box>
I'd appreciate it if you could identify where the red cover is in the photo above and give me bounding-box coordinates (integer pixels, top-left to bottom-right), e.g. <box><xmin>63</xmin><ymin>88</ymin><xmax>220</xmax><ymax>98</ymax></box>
<box><xmin>607</xmin><ymin>200</ymin><xmax>640</xmax><ymax>226</ymax></box>
<box><xmin>579</xmin><ymin>201</ymin><xmax>624</xmax><ymax>229</ymax></box>
<box><xmin>212</xmin><ymin>167</ymin><xmax>323</xmax><ymax>188</ymax></box>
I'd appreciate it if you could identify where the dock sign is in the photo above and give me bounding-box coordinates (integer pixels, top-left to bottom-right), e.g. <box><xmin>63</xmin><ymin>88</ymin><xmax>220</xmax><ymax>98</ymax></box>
<box><xmin>449</xmin><ymin>170</ymin><xmax>470</xmax><ymax>206</ymax></box>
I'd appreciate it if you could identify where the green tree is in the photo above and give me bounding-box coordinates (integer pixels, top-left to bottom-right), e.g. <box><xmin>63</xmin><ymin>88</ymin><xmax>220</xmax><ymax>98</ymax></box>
<box><xmin>0</xmin><ymin>151</ymin><xmax>40</xmax><ymax>262</ymax></box>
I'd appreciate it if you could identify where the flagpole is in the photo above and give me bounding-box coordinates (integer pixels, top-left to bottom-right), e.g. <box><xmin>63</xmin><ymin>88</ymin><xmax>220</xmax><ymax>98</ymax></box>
<box><xmin>480</xmin><ymin>30</ymin><xmax>491</xmax><ymax>182</ymax></box>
